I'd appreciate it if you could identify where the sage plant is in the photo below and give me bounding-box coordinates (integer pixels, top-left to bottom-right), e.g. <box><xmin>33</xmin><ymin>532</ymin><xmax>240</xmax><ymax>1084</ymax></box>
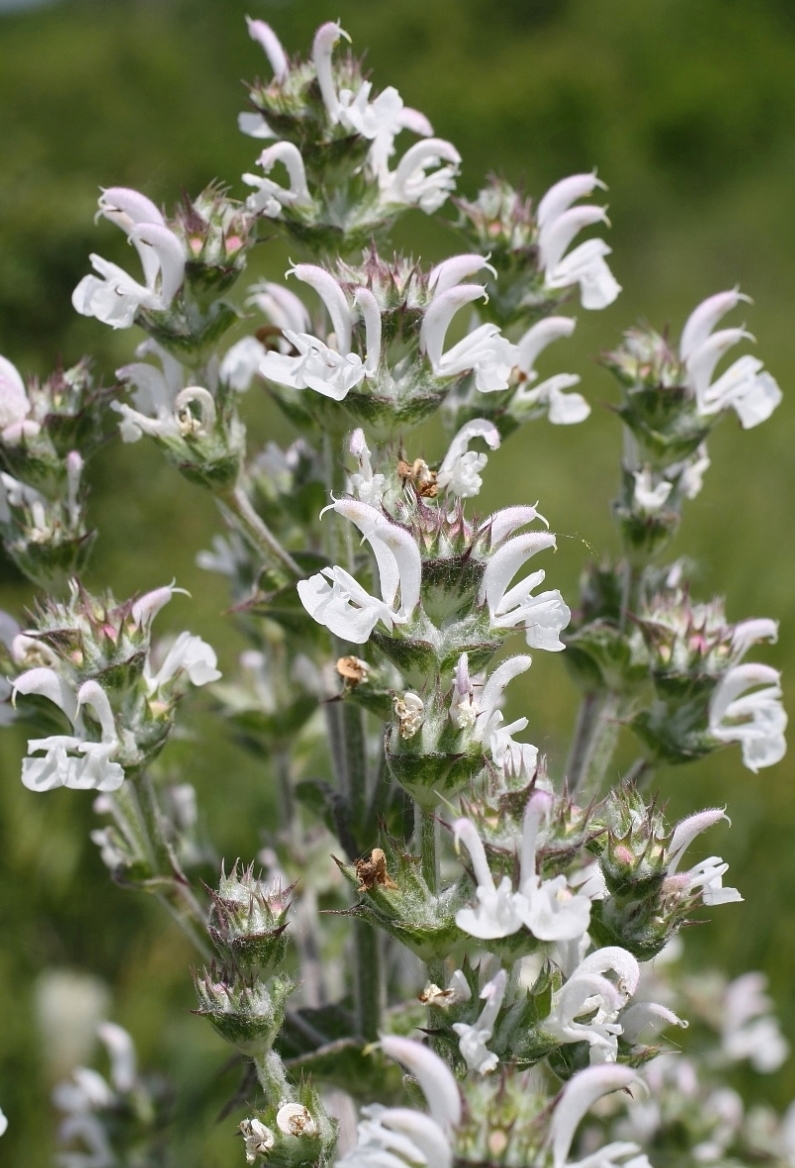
<box><xmin>0</xmin><ymin>16</ymin><xmax>790</xmax><ymax>1168</ymax></box>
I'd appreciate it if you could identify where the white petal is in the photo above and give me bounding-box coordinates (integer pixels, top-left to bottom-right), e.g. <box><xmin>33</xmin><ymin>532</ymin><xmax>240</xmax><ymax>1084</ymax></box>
<box><xmin>97</xmin><ymin>1022</ymin><xmax>137</xmax><ymax>1093</ymax></box>
<box><xmin>13</xmin><ymin>667</ymin><xmax>78</xmax><ymax>724</ymax></box>
<box><xmin>515</xmin><ymin>316</ymin><xmax>576</xmax><ymax>377</ymax></box>
<box><xmin>238</xmin><ymin>111</ymin><xmax>275</xmax><ymax>139</ymax></box>
<box><xmin>378</xmin><ymin>1036</ymin><xmax>462</xmax><ymax>1131</ymax></box>
<box><xmin>479</xmin><ymin>531</ymin><xmax>557</xmax><ymax>616</ymax></box>
<box><xmin>668</xmin><ymin>808</ymin><xmax>728</xmax><ymax>875</ymax></box>
<box><xmin>0</xmin><ymin>355</ymin><xmax>30</xmax><ymax>430</ymax></box>
<box><xmin>289</xmin><ymin>265</ymin><xmax>353</xmax><ymax>354</ymax></box>
<box><xmin>679</xmin><ymin>289</ymin><xmax>750</xmax><ymax>361</ymax></box>
<box><xmin>537</xmin><ymin>172</ymin><xmax>606</xmax><ymax>230</ymax></box>
<box><xmin>246</xmin><ymin>17</ymin><xmax>289</xmax><ymax>81</ymax></box>
<box><xmin>420</xmin><ymin>285</ymin><xmax>487</xmax><ymax>371</ymax></box>
<box><xmin>550</xmin><ymin>1064</ymin><xmax>639</xmax><ymax>1168</ymax></box>
<box><xmin>428</xmin><ymin>255</ymin><xmax>496</xmax><ymax>297</ymax></box>
<box><xmin>220</xmin><ymin>336</ymin><xmax>266</xmax><ymax>391</ymax></box>
<box><xmin>619</xmin><ymin>1002</ymin><xmax>687</xmax><ymax>1045</ymax></box>
<box><xmin>98</xmin><ymin>186</ymin><xmax>164</xmax><ymax>232</ymax></box>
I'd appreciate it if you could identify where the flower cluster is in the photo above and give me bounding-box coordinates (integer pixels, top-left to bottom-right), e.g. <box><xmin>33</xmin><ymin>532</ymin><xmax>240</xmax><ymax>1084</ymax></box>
<box><xmin>632</xmin><ymin>589</ymin><xmax>786</xmax><ymax>770</ymax></box>
<box><xmin>240</xmin><ymin>21</ymin><xmax>460</xmax><ymax>251</ymax></box>
<box><xmin>2</xmin><ymin>14</ymin><xmax>790</xmax><ymax>1168</ymax></box>
<box><xmin>9</xmin><ymin>581</ymin><xmax>218</xmax><ymax>792</ymax></box>
<box><xmin>53</xmin><ymin>1022</ymin><xmax>169</xmax><ymax>1168</ymax></box>
<box><xmin>456</xmin><ymin>173</ymin><xmax>621</xmax><ymax>328</ymax></box>
<box><xmin>0</xmin><ymin>355</ymin><xmax>111</xmax><ymax>587</ymax></box>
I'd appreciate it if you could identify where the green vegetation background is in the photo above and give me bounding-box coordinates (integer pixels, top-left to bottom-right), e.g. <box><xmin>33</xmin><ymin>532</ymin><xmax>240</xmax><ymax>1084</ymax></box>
<box><xmin>1</xmin><ymin>0</ymin><xmax>795</xmax><ymax>1162</ymax></box>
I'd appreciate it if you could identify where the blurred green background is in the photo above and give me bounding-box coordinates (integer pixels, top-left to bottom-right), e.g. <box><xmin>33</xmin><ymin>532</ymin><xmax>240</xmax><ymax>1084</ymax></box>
<box><xmin>2</xmin><ymin>0</ymin><xmax>795</xmax><ymax>1162</ymax></box>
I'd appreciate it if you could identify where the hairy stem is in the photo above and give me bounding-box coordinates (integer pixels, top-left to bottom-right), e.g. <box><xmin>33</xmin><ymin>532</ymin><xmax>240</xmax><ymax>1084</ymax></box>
<box><xmin>416</xmin><ymin>804</ymin><xmax>440</xmax><ymax>894</ymax></box>
<box><xmin>354</xmin><ymin>922</ymin><xmax>381</xmax><ymax>1041</ymax></box>
<box><xmin>220</xmin><ymin>483</ymin><xmax>304</xmax><ymax>578</ymax></box>
<box><xmin>113</xmin><ymin>775</ymin><xmax>213</xmax><ymax>960</ymax></box>
<box><xmin>321</xmin><ymin>430</ymin><xmax>384</xmax><ymax>1036</ymax></box>
<box><xmin>566</xmin><ymin>691</ymin><xmax>622</xmax><ymax>801</ymax></box>
<box><xmin>253</xmin><ymin>1049</ymin><xmax>290</xmax><ymax>1101</ymax></box>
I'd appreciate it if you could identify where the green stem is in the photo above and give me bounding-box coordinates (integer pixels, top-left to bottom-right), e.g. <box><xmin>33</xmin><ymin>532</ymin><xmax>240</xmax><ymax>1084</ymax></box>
<box><xmin>274</xmin><ymin>748</ymin><xmax>295</xmax><ymax>830</ymax></box>
<box><xmin>354</xmin><ymin>922</ymin><xmax>381</xmax><ymax>1041</ymax></box>
<box><xmin>416</xmin><ymin>804</ymin><xmax>440</xmax><ymax>894</ymax></box>
<box><xmin>253</xmin><ymin>1049</ymin><xmax>291</xmax><ymax>1102</ymax></box>
<box><xmin>112</xmin><ymin>776</ymin><xmax>212</xmax><ymax>960</ymax></box>
<box><xmin>566</xmin><ymin>691</ymin><xmax>622</xmax><ymax>802</ymax></box>
<box><xmin>220</xmin><ymin>484</ymin><xmax>304</xmax><ymax>578</ymax></box>
<box><xmin>343</xmin><ymin>702</ymin><xmax>368</xmax><ymax>839</ymax></box>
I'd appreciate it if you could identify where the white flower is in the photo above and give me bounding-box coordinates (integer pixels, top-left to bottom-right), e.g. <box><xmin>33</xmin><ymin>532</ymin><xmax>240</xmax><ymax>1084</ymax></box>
<box><xmin>454</xmin><ymin>791</ymin><xmax>592</xmax><ymax>943</ymax></box>
<box><xmin>544</xmin><ymin>947</ymin><xmax>640</xmax><ymax>1063</ymax></box>
<box><xmin>454</xmin><ymin>816</ymin><xmax>524</xmax><ymax>939</ymax></box>
<box><xmin>537</xmin><ymin>173</ymin><xmax>621</xmax><ymax>310</ymax></box>
<box><xmin>73</xmin><ymin>188</ymin><xmax>185</xmax><ymax>329</ymax></box>
<box><xmin>516</xmin><ymin>793</ymin><xmax>592</xmax><ymax>942</ymax></box>
<box><xmin>680</xmin><ymin>289</ymin><xmax>782</xmax><ymax>428</ymax></box>
<box><xmin>297</xmin><ymin>499</ymin><xmax>421</xmax><ymax>643</ymax></box>
<box><xmin>239</xmin><ymin>25</ymin><xmax>287</xmax><ymax>130</ymax></box>
<box><xmin>338</xmin><ymin>1105</ymin><xmax>453</xmax><ymax>1168</ymax></box>
<box><xmin>240</xmin><ymin>279</ymin><xmax>312</xmax><ymax>380</ymax></box>
<box><xmin>731</xmin><ymin>616</ymin><xmax>778</xmax><ymax>660</ymax></box>
<box><xmin>632</xmin><ymin>467</ymin><xmax>673</xmax><ymax>515</ymax></box>
<box><xmin>339</xmin><ymin>1037</ymin><xmax>459</xmax><ymax>1168</ymax></box>
<box><xmin>721</xmin><ymin>972</ymin><xmax>789</xmax><ymax>1072</ymax></box>
<box><xmin>55</xmin><ymin>1112</ymin><xmax>115</xmax><ymax>1168</ymax></box>
<box><xmin>664</xmin><ymin>808</ymin><xmax>742</xmax><ymax>906</ymax></box>
<box><xmin>12</xmin><ymin>670</ymin><xmax>124</xmax><ymax>793</ymax></box>
<box><xmin>510</xmin><ymin>317</ymin><xmax>590</xmax><ymax>424</ymax></box>
<box><xmin>0</xmin><ymin>1108</ymin><xmax>6</xmax><ymax>1137</ymax></box>
<box><xmin>378</xmin><ymin>1034</ymin><xmax>462</xmax><ymax>1133</ymax></box>
<box><xmin>452</xmin><ymin>968</ymin><xmax>507</xmax><ymax>1074</ymax></box>
<box><xmin>618</xmin><ymin>1001</ymin><xmax>687</xmax><ymax>1045</ymax></box>
<box><xmin>394</xmin><ymin>691</ymin><xmax>424</xmax><ymax>739</ymax></box>
<box><xmin>678</xmin><ymin>443</ymin><xmax>711</xmax><ymax>499</ymax></box>
<box><xmin>380</xmin><ymin>136</ymin><xmax>461</xmax><ymax>213</ymax></box>
<box><xmin>260</xmin><ymin>266</ymin><xmax>380</xmax><ymax>402</ymax></box>
<box><xmin>53</xmin><ymin>1066</ymin><xmax>115</xmax><ymax>1114</ymax></box>
<box><xmin>196</xmin><ymin>532</ymin><xmax>249</xmax><ymax>578</ymax></box>
<box><xmin>0</xmin><ymin>353</ymin><xmax>38</xmax><ymax>442</ymax></box>
<box><xmin>709</xmin><ymin>662</ymin><xmax>787</xmax><ymax>771</ymax></box>
<box><xmin>240</xmin><ymin>1118</ymin><xmax>276</xmax><ymax>1164</ymax></box>
<box><xmin>130</xmin><ymin>581</ymin><xmax>190</xmax><ymax>629</ymax></box>
<box><xmin>243</xmin><ymin>142</ymin><xmax>313</xmax><ymax>217</ymax></box>
<box><xmin>276</xmin><ymin>1103</ymin><xmax>317</xmax><ymax>1137</ymax></box>
<box><xmin>449</xmin><ymin>653</ymin><xmax>479</xmax><ymax>732</ymax></box>
<box><xmin>220</xmin><ymin>336</ymin><xmax>268</xmax><ymax>392</ymax></box>
<box><xmin>348</xmin><ymin>428</ymin><xmax>386</xmax><ymax>505</ymax></box>
<box><xmin>0</xmin><ymin>471</ymin><xmax>46</xmax><ymax>527</ymax></box>
<box><xmin>436</xmin><ymin>419</ymin><xmax>500</xmax><ymax>498</ymax></box>
<box><xmin>479</xmin><ymin>529</ymin><xmax>571</xmax><ymax>650</ymax></box>
<box><xmin>481</xmin><ymin>503</ymin><xmax>550</xmax><ymax>548</ymax></box>
<box><xmin>247</xmin><ymin>280</ymin><xmax>311</xmax><ymax>342</ymax></box>
<box><xmin>144</xmin><ymin>632</ymin><xmax>221</xmax><ymax>693</ymax></box>
<box><xmin>96</xmin><ymin>1022</ymin><xmax>137</xmax><ymax>1094</ymax></box>
<box><xmin>469</xmin><ymin>654</ymin><xmax>538</xmax><ymax>773</ymax></box>
<box><xmin>420</xmin><ymin>969</ymin><xmax>472</xmax><ymax>1009</ymax></box>
<box><xmin>421</xmin><ymin>270</ymin><xmax>517</xmax><ymax>392</ymax></box>
<box><xmin>311</xmin><ymin>20</ymin><xmax>456</xmax><ymax>213</ymax></box>
<box><xmin>549</xmin><ymin>1064</ymin><xmax>648</xmax><ymax>1168</ymax></box>
<box><xmin>113</xmin><ymin>339</ymin><xmax>186</xmax><ymax>442</ymax></box>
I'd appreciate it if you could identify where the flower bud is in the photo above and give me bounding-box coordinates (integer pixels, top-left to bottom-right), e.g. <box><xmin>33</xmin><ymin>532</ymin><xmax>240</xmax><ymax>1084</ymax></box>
<box><xmin>335</xmin><ymin>837</ymin><xmax>468</xmax><ymax>962</ymax></box>
<box><xmin>207</xmin><ymin>863</ymin><xmax>290</xmax><ymax>978</ymax></box>
<box><xmin>193</xmin><ymin>968</ymin><xmax>293</xmax><ymax>1056</ymax></box>
<box><xmin>239</xmin><ymin>1085</ymin><xmax>336</xmax><ymax>1168</ymax></box>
